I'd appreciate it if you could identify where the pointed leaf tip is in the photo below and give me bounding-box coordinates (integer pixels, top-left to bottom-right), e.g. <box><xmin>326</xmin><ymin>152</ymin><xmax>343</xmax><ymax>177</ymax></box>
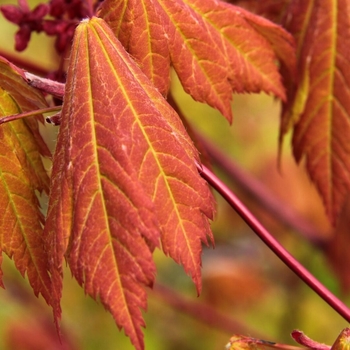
<box><xmin>46</xmin><ymin>16</ymin><xmax>214</xmax><ymax>348</ymax></box>
<box><xmin>99</xmin><ymin>0</ymin><xmax>295</xmax><ymax>122</ymax></box>
<box><xmin>281</xmin><ymin>0</ymin><xmax>350</xmax><ymax>224</ymax></box>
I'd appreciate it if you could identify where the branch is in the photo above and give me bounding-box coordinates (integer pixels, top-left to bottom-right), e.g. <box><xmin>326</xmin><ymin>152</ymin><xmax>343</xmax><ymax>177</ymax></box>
<box><xmin>0</xmin><ymin>106</ymin><xmax>61</xmax><ymax>124</ymax></box>
<box><xmin>199</xmin><ymin>136</ymin><xmax>328</xmax><ymax>247</ymax></box>
<box><xmin>167</xmin><ymin>93</ymin><xmax>327</xmax><ymax>247</ymax></box>
<box><xmin>24</xmin><ymin>72</ymin><xmax>65</xmax><ymax>98</ymax></box>
<box><xmin>198</xmin><ymin>164</ymin><xmax>350</xmax><ymax>323</ymax></box>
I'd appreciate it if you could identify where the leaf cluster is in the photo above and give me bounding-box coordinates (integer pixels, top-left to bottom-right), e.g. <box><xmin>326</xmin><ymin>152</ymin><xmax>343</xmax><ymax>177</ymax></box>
<box><xmin>0</xmin><ymin>0</ymin><xmax>350</xmax><ymax>349</ymax></box>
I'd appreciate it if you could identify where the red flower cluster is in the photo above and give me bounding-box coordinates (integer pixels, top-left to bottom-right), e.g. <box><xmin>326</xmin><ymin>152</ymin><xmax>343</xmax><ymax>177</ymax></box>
<box><xmin>0</xmin><ymin>0</ymin><xmax>100</xmax><ymax>53</ymax></box>
<box><xmin>0</xmin><ymin>0</ymin><xmax>49</xmax><ymax>51</ymax></box>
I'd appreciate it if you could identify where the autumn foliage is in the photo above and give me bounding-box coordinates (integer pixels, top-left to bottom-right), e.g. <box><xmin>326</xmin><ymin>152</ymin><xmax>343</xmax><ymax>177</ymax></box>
<box><xmin>0</xmin><ymin>0</ymin><xmax>350</xmax><ymax>349</ymax></box>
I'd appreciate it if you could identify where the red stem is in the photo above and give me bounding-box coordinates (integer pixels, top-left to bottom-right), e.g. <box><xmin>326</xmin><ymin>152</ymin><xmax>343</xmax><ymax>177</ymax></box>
<box><xmin>0</xmin><ymin>106</ymin><xmax>61</xmax><ymax>124</ymax></box>
<box><xmin>198</xmin><ymin>135</ymin><xmax>328</xmax><ymax>247</ymax></box>
<box><xmin>198</xmin><ymin>164</ymin><xmax>350</xmax><ymax>323</ymax></box>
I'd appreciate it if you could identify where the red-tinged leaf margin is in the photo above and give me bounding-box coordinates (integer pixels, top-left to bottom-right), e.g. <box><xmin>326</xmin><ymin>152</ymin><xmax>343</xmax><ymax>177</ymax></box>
<box><xmin>83</xmin><ymin>16</ymin><xmax>215</xmax><ymax>295</ymax></box>
<box><xmin>182</xmin><ymin>0</ymin><xmax>295</xmax><ymax>93</ymax></box>
<box><xmin>226</xmin><ymin>0</ymin><xmax>291</xmax><ymax>24</ymax></box>
<box><xmin>280</xmin><ymin>0</ymin><xmax>350</xmax><ymax>224</ymax></box>
<box><xmin>98</xmin><ymin>0</ymin><xmax>171</xmax><ymax>96</ymax></box>
<box><xmin>99</xmin><ymin>0</ymin><xmax>295</xmax><ymax>122</ymax></box>
<box><xmin>44</xmin><ymin>16</ymin><xmax>215</xmax><ymax>349</ymax></box>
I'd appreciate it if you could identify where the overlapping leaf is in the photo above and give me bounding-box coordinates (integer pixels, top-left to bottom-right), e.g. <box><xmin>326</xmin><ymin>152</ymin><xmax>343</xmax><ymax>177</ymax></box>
<box><xmin>0</xmin><ymin>57</ymin><xmax>51</xmax><ymax>304</ymax></box>
<box><xmin>280</xmin><ymin>0</ymin><xmax>350</xmax><ymax>224</ymax></box>
<box><xmin>99</xmin><ymin>0</ymin><xmax>295</xmax><ymax>122</ymax></box>
<box><xmin>226</xmin><ymin>0</ymin><xmax>291</xmax><ymax>23</ymax></box>
<box><xmin>44</xmin><ymin>17</ymin><xmax>214</xmax><ymax>349</ymax></box>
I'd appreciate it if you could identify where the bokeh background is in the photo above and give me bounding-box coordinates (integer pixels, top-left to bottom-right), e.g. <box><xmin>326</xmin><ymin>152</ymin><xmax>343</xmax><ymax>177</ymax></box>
<box><xmin>0</xmin><ymin>1</ymin><xmax>349</xmax><ymax>349</ymax></box>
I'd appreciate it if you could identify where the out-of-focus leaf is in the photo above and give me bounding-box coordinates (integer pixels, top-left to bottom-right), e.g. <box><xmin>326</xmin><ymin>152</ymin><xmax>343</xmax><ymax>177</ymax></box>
<box><xmin>99</xmin><ymin>0</ymin><xmax>295</xmax><ymax>122</ymax></box>
<box><xmin>224</xmin><ymin>0</ymin><xmax>291</xmax><ymax>23</ymax></box>
<box><xmin>280</xmin><ymin>0</ymin><xmax>350</xmax><ymax>224</ymax></box>
<box><xmin>331</xmin><ymin>328</ymin><xmax>350</xmax><ymax>350</ymax></box>
<box><xmin>5</xmin><ymin>316</ymin><xmax>78</xmax><ymax>350</ymax></box>
<box><xmin>44</xmin><ymin>17</ymin><xmax>214</xmax><ymax>350</ymax></box>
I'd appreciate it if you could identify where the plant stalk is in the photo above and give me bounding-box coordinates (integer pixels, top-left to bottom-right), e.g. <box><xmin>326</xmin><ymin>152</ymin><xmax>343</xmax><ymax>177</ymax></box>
<box><xmin>0</xmin><ymin>106</ymin><xmax>62</xmax><ymax>124</ymax></box>
<box><xmin>198</xmin><ymin>164</ymin><xmax>350</xmax><ymax>323</ymax></box>
<box><xmin>198</xmin><ymin>135</ymin><xmax>328</xmax><ymax>247</ymax></box>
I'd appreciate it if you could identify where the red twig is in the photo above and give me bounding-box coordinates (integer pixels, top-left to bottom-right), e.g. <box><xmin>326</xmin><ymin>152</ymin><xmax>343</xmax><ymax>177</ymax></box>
<box><xmin>198</xmin><ymin>135</ymin><xmax>328</xmax><ymax>247</ymax></box>
<box><xmin>198</xmin><ymin>164</ymin><xmax>350</xmax><ymax>323</ymax></box>
<box><xmin>25</xmin><ymin>72</ymin><xmax>65</xmax><ymax>98</ymax></box>
<box><xmin>291</xmin><ymin>330</ymin><xmax>331</xmax><ymax>350</ymax></box>
<box><xmin>0</xmin><ymin>106</ymin><xmax>61</xmax><ymax>125</ymax></box>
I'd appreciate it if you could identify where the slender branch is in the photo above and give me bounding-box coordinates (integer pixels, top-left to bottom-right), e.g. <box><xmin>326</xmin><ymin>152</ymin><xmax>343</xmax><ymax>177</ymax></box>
<box><xmin>24</xmin><ymin>72</ymin><xmax>65</xmax><ymax>98</ymax></box>
<box><xmin>197</xmin><ymin>134</ymin><xmax>328</xmax><ymax>247</ymax></box>
<box><xmin>0</xmin><ymin>106</ymin><xmax>62</xmax><ymax>125</ymax></box>
<box><xmin>198</xmin><ymin>164</ymin><xmax>350</xmax><ymax>323</ymax></box>
<box><xmin>167</xmin><ymin>93</ymin><xmax>327</xmax><ymax>247</ymax></box>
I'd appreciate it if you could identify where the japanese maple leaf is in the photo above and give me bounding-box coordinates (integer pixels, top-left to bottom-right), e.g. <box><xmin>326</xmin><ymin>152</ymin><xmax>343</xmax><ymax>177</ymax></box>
<box><xmin>98</xmin><ymin>0</ymin><xmax>295</xmax><ymax>122</ymax></box>
<box><xmin>280</xmin><ymin>0</ymin><xmax>350</xmax><ymax>224</ymax></box>
<box><xmin>0</xmin><ymin>57</ymin><xmax>51</xmax><ymax>303</ymax></box>
<box><xmin>44</xmin><ymin>17</ymin><xmax>214</xmax><ymax>349</ymax></box>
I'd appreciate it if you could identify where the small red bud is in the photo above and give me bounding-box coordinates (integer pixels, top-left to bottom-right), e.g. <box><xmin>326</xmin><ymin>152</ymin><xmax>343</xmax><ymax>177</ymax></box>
<box><xmin>31</xmin><ymin>4</ymin><xmax>49</xmax><ymax>19</ymax></box>
<box><xmin>15</xmin><ymin>25</ymin><xmax>31</xmax><ymax>51</ymax></box>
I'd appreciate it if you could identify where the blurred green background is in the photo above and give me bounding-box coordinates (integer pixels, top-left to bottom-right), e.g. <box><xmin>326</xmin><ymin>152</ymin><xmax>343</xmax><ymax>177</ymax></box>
<box><xmin>0</xmin><ymin>1</ymin><xmax>349</xmax><ymax>349</ymax></box>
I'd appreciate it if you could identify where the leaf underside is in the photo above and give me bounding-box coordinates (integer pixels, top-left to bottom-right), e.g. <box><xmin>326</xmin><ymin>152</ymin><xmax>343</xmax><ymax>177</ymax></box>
<box><xmin>98</xmin><ymin>0</ymin><xmax>295</xmax><ymax>122</ymax></box>
<box><xmin>44</xmin><ymin>17</ymin><xmax>214</xmax><ymax>349</ymax></box>
<box><xmin>281</xmin><ymin>0</ymin><xmax>350</xmax><ymax>224</ymax></box>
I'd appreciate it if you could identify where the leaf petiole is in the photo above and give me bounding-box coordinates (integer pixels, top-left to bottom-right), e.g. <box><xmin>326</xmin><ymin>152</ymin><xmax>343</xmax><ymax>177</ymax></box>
<box><xmin>0</xmin><ymin>105</ymin><xmax>62</xmax><ymax>124</ymax></box>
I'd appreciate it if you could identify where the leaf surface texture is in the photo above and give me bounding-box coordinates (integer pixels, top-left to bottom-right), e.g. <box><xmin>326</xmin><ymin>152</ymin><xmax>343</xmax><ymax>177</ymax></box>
<box><xmin>44</xmin><ymin>17</ymin><xmax>214</xmax><ymax>349</ymax></box>
<box><xmin>99</xmin><ymin>0</ymin><xmax>295</xmax><ymax>122</ymax></box>
<box><xmin>281</xmin><ymin>0</ymin><xmax>350</xmax><ymax>223</ymax></box>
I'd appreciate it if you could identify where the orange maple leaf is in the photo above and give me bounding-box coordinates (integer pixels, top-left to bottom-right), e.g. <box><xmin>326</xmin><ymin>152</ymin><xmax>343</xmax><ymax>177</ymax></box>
<box><xmin>44</xmin><ymin>17</ymin><xmax>214</xmax><ymax>349</ymax></box>
<box><xmin>99</xmin><ymin>0</ymin><xmax>295</xmax><ymax>122</ymax></box>
<box><xmin>281</xmin><ymin>0</ymin><xmax>350</xmax><ymax>224</ymax></box>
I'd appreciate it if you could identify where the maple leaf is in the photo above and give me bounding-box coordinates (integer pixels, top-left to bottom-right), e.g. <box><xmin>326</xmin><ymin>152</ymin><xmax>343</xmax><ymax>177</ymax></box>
<box><xmin>0</xmin><ymin>58</ymin><xmax>51</xmax><ymax>305</ymax></box>
<box><xmin>280</xmin><ymin>0</ymin><xmax>350</xmax><ymax>224</ymax></box>
<box><xmin>44</xmin><ymin>17</ymin><xmax>214</xmax><ymax>349</ymax></box>
<box><xmin>98</xmin><ymin>0</ymin><xmax>295</xmax><ymax>122</ymax></box>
